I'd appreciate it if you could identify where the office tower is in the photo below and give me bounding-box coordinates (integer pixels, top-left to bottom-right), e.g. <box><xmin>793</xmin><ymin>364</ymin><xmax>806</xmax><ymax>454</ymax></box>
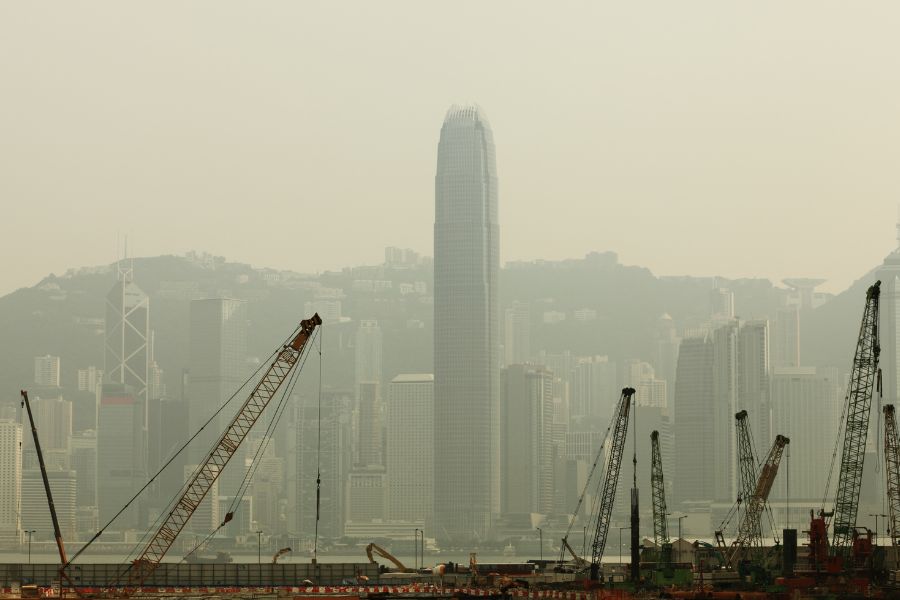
<box><xmin>635</xmin><ymin>378</ymin><xmax>667</xmax><ymax>409</ymax></box>
<box><xmin>70</xmin><ymin>431</ymin><xmax>98</xmax><ymax>508</ymax></box>
<box><xmin>433</xmin><ymin>104</ymin><xmax>500</xmax><ymax>542</ymax></box>
<box><xmin>772</xmin><ymin>307</ymin><xmax>801</xmax><ymax>369</ymax></box>
<box><xmin>738</xmin><ymin>320</ymin><xmax>771</xmax><ymax>444</ymax></box>
<box><xmin>346</xmin><ymin>469</ymin><xmax>387</xmax><ymax>526</ymax></box>
<box><xmin>188</xmin><ymin>298</ymin><xmax>249</xmax><ymax>441</ymax></box>
<box><xmin>356</xmin><ymin>382</ymin><xmax>383</xmax><ymax>467</ymax></box>
<box><xmin>249</xmin><ymin>450</ymin><xmax>284</xmax><ymax>532</ymax></box>
<box><xmin>188</xmin><ymin>298</ymin><xmax>248</xmax><ymax>498</ymax></box>
<box><xmin>673</xmin><ymin>335</ymin><xmax>716</xmax><ymax>504</ymax></box>
<box><xmin>97</xmin><ymin>383</ymin><xmax>146</xmax><ymax>530</ymax></box>
<box><xmin>32</xmin><ymin>397</ymin><xmax>72</xmax><ymax>453</ymax></box>
<box><xmin>355</xmin><ymin>320</ymin><xmax>383</xmax><ymax>391</ymax></box>
<box><xmin>654</xmin><ymin>314</ymin><xmax>680</xmax><ymax>408</ymax></box>
<box><xmin>296</xmin><ymin>391</ymin><xmax>351</xmax><ymax>539</ymax></box>
<box><xmin>769</xmin><ymin>367</ymin><xmax>841</xmax><ymax>502</ymax></box>
<box><xmin>105</xmin><ymin>263</ymin><xmax>150</xmax><ymax>404</ymax></box>
<box><xmin>77</xmin><ymin>366</ymin><xmax>103</xmax><ymax>393</ymax></box>
<box><xmin>504</xmin><ymin>302</ymin><xmax>530</xmax><ymax>366</ymax></box>
<box><xmin>0</xmin><ymin>420</ymin><xmax>22</xmax><ymax>542</ymax></box>
<box><xmin>710</xmin><ymin>287</ymin><xmax>735</xmax><ymax>320</ymax></box>
<box><xmin>387</xmin><ymin>374</ymin><xmax>433</xmax><ymax>524</ymax></box>
<box><xmin>501</xmin><ymin>365</ymin><xmax>554</xmax><ymax>516</ymax></box>
<box><xmin>571</xmin><ymin>356</ymin><xmax>618</xmax><ymax>422</ymax></box>
<box><xmin>710</xmin><ymin>321</ymin><xmax>740</xmax><ymax>505</ymax></box>
<box><xmin>34</xmin><ymin>355</ymin><xmax>61</xmax><ymax>387</ymax></box>
<box><xmin>21</xmin><ymin>470</ymin><xmax>76</xmax><ymax>542</ymax></box>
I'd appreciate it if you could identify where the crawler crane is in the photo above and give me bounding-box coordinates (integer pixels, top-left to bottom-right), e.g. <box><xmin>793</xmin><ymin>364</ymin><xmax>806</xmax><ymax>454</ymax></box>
<box><xmin>884</xmin><ymin>405</ymin><xmax>900</xmax><ymax>551</ymax></box>
<box><xmin>822</xmin><ymin>281</ymin><xmax>880</xmax><ymax>566</ymax></box>
<box><xmin>118</xmin><ymin>314</ymin><xmax>322</xmax><ymax>591</ymax></box>
<box><xmin>588</xmin><ymin>387</ymin><xmax>636</xmax><ymax>581</ymax></box>
<box><xmin>726</xmin><ymin>434</ymin><xmax>790</xmax><ymax>568</ymax></box>
<box><xmin>650</xmin><ymin>430</ymin><xmax>671</xmax><ymax>564</ymax></box>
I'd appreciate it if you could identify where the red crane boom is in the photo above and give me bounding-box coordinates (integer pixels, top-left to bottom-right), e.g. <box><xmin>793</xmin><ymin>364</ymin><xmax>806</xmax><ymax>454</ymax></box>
<box><xmin>127</xmin><ymin>314</ymin><xmax>321</xmax><ymax>589</ymax></box>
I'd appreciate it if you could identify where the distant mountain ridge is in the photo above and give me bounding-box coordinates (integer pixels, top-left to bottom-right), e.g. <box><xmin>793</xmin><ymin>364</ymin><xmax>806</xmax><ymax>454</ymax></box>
<box><xmin>0</xmin><ymin>251</ymin><xmax>874</xmax><ymax>404</ymax></box>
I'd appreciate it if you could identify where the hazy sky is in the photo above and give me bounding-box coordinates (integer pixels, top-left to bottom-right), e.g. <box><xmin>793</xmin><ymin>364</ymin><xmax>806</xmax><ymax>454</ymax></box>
<box><xmin>3</xmin><ymin>2</ymin><xmax>900</xmax><ymax>296</ymax></box>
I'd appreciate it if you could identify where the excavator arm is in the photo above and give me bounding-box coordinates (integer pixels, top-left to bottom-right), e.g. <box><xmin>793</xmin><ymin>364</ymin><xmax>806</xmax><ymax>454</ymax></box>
<box><xmin>272</xmin><ymin>547</ymin><xmax>292</xmax><ymax>564</ymax></box>
<box><xmin>366</xmin><ymin>543</ymin><xmax>411</xmax><ymax>572</ymax></box>
<box><xmin>561</xmin><ymin>537</ymin><xmax>588</xmax><ymax>568</ymax></box>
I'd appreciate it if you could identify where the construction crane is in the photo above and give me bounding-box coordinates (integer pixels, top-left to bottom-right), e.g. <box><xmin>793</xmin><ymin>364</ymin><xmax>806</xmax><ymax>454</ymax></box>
<box><xmin>365</xmin><ymin>543</ymin><xmax>411</xmax><ymax>572</ymax></box>
<box><xmin>735</xmin><ymin>410</ymin><xmax>762</xmax><ymax>549</ymax></box>
<box><xmin>726</xmin><ymin>434</ymin><xmax>790</xmax><ymax>568</ymax></box>
<box><xmin>829</xmin><ymin>280</ymin><xmax>880</xmax><ymax>556</ymax></box>
<box><xmin>589</xmin><ymin>387</ymin><xmax>636</xmax><ymax>581</ymax></box>
<box><xmin>125</xmin><ymin>314</ymin><xmax>321</xmax><ymax>589</ymax></box>
<box><xmin>19</xmin><ymin>391</ymin><xmax>73</xmax><ymax>587</ymax></box>
<box><xmin>650</xmin><ymin>430</ymin><xmax>670</xmax><ymax>564</ymax></box>
<box><xmin>884</xmin><ymin>405</ymin><xmax>900</xmax><ymax>549</ymax></box>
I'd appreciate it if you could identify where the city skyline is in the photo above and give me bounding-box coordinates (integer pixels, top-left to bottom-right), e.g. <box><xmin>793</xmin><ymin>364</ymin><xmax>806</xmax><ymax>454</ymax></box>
<box><xmin>5</xmin><ymin>5</ymin><xmax>900</xmax><ymax>587</ymax></box>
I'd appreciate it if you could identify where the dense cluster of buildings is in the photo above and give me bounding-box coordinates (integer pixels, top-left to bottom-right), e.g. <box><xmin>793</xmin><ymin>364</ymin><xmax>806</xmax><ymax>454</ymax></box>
<box><xmin>2</xmin><ymin>105</ymin><xmax>900</xmax><ymax>555</ymax></box>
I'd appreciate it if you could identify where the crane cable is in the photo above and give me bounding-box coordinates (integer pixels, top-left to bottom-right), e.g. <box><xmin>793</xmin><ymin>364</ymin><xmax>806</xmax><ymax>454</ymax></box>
<box><xmin>314</xmin><ymin>324</ymin><xmax>324</xmax><ymax>564</ymax></box>
<box><xmin>67</xmin><ymin>325</ymin><xmax>303</xmax><ymax>571</ymax></box>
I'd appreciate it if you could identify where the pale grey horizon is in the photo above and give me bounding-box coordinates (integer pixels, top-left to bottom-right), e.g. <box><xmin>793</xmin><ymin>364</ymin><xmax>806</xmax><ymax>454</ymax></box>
<box><xmin>3</xmin><ymin>1</ymin><xmax>899</xmax><ymax>297</ymax></box>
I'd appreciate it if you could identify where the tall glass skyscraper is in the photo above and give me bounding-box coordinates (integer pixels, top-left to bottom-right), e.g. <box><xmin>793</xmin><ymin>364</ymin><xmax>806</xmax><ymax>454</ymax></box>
<box><xmin>433</xmin><ymin>105</ymin><xmax>500</xmax><ymax>542</ymax></box>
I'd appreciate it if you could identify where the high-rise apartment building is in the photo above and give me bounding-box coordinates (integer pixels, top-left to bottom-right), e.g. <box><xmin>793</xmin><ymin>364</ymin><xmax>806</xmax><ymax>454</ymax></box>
<box><xmin>34</xmin><ymin>355</ymin><xmax>61</xmax><ymax>387</ymax></box>
<box><xmin>0</xmin><ymin>420</ymin><xmax>22</xmax><ymax>542</ymax></box>
<box><xmin>387</xmin><ymin>374</ymin><xmax>433</xmax><ymax>524</ymax></box>
<box><xmin>433</xmin><ymin>104</ymin><xmax>500</xmax><ymax>543</ymax></box>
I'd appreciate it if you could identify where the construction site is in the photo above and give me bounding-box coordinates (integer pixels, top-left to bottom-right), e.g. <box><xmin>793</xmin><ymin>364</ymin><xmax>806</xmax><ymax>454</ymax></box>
<box><xmin>7</xmin><ymin>281</ymin><xmax>900</xmax><ymax>600</ymax></box>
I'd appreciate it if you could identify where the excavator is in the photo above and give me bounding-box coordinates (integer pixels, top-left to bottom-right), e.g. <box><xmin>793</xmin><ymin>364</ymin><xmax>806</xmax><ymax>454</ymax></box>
<box><xmin>271</xmin><ymin>547</ymin><xmax>292</xmax><ymax>564</ymax></box>
<box><xmin>561</xmin><ymin>538</ymin><xmax>589</xmax><ymax>570</ymax></box>
<box><xmin>365</xmin><ymin>543</ymin><xmax>412</xmax><ymax>573</ymax></box>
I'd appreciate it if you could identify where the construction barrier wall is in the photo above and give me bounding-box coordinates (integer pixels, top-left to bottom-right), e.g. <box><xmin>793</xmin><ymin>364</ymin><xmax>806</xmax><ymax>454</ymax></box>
<box><xmin>0</xmin><ymin>563</ymin><xmax>378</xmax><ymax>587</ymax></box>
